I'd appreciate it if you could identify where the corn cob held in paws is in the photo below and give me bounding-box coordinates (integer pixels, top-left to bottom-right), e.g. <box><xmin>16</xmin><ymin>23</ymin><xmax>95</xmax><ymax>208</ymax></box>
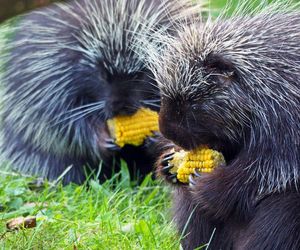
<box><xmin>169</xmin><ymin>146</ymin><xmax>225</xmax><ymax>184</ymax></box>
<box><xmin>107</xmin><ymin>108</ymin><xmax>159</xmax><ymax>147</ymax></box>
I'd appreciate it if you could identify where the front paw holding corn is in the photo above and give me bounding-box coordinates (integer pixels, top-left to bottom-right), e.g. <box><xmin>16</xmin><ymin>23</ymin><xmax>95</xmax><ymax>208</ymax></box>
<box><xmin>163</xmin><ymin>146</ymin><xmax>225</xmax><ymax>185</ymax></box>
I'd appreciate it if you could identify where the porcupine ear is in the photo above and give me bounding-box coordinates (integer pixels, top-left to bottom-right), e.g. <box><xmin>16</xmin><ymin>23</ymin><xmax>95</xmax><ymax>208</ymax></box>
<box><xmin>204</xmin><ymin>53</ymin><xmax>238</xmax><ymax>85</ymax></box>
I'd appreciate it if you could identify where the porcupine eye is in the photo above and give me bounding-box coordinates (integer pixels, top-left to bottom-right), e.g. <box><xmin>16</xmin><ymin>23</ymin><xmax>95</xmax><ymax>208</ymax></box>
<box><xmin>204</xmin><ymin>53</ymin><xmax>237</xmax><ymax>87</ymax></box>
<box><xmin>187</xmin><ymin>53</ymin><xmax>238</xmax><ymax>114</ymax></box>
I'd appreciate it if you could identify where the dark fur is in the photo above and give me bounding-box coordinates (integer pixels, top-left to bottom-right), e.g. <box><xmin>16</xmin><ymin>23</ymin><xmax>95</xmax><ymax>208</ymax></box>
<box><xmin>154</xmin><ymin>9</ymin><xmax>300</xmax><ymax>250</ymax></box>
<box><xmin>1</xmin><ymin>0</ymin><xmax>195</xmax><ymax>184</ymax></box>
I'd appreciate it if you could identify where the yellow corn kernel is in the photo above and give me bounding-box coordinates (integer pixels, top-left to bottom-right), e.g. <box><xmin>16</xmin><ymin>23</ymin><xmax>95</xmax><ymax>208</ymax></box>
<box><xmin>107</xmin><ymin>108</ymin><xmax>159</xmax><ymax>147</ymax></box>
<box><xmin>169</xmin><ymin>146</ymin><xmax>225</xmax><ymax>184</ymax></box>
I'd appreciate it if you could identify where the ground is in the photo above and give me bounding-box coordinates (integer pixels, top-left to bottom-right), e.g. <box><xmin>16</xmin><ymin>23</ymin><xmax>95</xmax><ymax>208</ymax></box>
<box><xmin>0</xmin><ymin>165</ymin><xmax>179</xmax><ymax>250</ymax></box>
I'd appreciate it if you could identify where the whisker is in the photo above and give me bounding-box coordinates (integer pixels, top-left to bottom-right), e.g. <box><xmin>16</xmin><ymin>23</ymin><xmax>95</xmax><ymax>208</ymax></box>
<box><xmin>59</xmin><ymin>106</ymin><xmax>104</xmax><ymax>130</ymax></box>
<box><xmin>52</xmin><ymin>104</ymin><xmax>104</xmax><ymax>126</ymax></box>
<box><xmin>142</xmin><ymin>103</ymin><xmax>160</xmax><ymax>108</ymax></box>
<box><xmin>141</xmin><ymin>99</ymin><xmax>160</xmax><ymax>103</ymax></box>
<box><xmin>141</xmin><ymin>100</ymin><xmax>161</xmax><ymax>108</ymax></box>
<box><xmin>51</xmin><ymin>100</ymin><xmax>105</xmax><ymax>123</ymax></box>
<box><xmin>62</xmin><ymin>101</ymin><xmax>105</xmax><ymax>115</ymax></box>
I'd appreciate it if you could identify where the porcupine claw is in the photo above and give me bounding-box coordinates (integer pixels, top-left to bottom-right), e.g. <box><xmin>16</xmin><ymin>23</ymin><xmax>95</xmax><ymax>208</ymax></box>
<box><xmin>188</xmin><ymin>169</ymin><xmax>202</xmax><ymax>187</ymax></box>
<box><xmin>162</xmin><ymin>164</ymin><xmax>174</xmax><ymax>174</ymax></box>
<box><xmin>144</xmin><ymin>136</ymin><xmax>159</xmax><ymax>147</ymax></box>
<box><xmin>194</xmin><ymin>168</ymin><xmax>201</xmax><ymax>178</ymax></box>
<box><xmin>167</xmin><ymin>173</ymin><xmax>178</xmax><ymax>184</ymax></box>
<box><xmin>146</xmin><ymin>136</ymin><xmax>158</xmax><ymax>144</ymax></box>
<box><xmin>104</xmin><ymin>138</ymin><xmax>121</xmax><ymax>151</ymax></box>
<box><xmin>159</xmin><ymin>151</ymin><xmax>178</xmax><ymax>183</ymax></box>
<box><xmin>143</xmin><ymin>131</ymin><xmax>160</xmax><ymax>147</ymax></box>
<box><xmin>188</xmin><ymin>174</ymin><xmax>197</xmax><ymax>187</ymax></box>
<box><xmin>161</xmin><ymin>154</ymin><xmax>175</xmax><ymax>166</ymax></box>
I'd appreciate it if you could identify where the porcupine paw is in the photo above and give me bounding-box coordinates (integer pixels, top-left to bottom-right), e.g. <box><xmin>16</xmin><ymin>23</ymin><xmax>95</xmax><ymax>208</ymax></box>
<box><xmin>98</xmin><ymin>125</ymin><xmax>121</xmax><ymax>154</ymax></box>
<box><xmin>157</xmin><ymin>151</ymin><xmax>202</xmax><ymax>186</ymax></box>
<box><xmin>187</xmin><ymin>169</ymin><xmax>202</xmax><ymax>188</ymax></box>
<box><xmin>143</xmin><ymin>131</ymin><xmax>160</xmax><ymax>146</ymax></box>
<box><xmin>143</xmin><ymin>132</ymin><xmax>167</xmax><ymax>154</ymax></box>
<box><xmin>103</xmin><ymin>138</ymin><xmax>121</xmax><ymax>151</ymax></box>
<box><xmin>157</xmin><ymin>151</ymin><xmax>179</xmax><ymax>185</ymax></box>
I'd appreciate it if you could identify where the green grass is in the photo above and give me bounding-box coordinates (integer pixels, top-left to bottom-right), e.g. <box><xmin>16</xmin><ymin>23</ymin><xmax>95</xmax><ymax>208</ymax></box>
<box><xmin>0</xmin><ymin>166</ymin><xmax>179</xmax><ymax>249</ymax></box>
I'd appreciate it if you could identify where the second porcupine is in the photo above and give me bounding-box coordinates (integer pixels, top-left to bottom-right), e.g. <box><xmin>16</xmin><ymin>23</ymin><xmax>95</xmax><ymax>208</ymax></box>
<box><xmin>146</xmin><ymin>3</ymin><xmax>300</xmax><ymax>249</ymax></box>
<box><xmin>0</xmin><ymin>0</ymin><xmax>199</xmax><ymax>184</ymax></box>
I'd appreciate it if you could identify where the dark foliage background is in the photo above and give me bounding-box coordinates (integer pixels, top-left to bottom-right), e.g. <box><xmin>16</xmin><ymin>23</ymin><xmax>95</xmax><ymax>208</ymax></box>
<box><xmin>0</xmin><ymin>0</ymin><xmax>63</xmax><ymax>23</ymax></box>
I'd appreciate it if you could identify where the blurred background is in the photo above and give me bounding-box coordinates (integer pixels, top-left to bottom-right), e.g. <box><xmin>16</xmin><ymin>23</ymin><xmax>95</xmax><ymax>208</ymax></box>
<box><xmin>0</xmin><ymin>0</ymin><xmax>280</xmax><ymax>24</ymax></box>
<box><xmin>0</xmin><ymin>0</ymin><xmax>62</xmax><ymax>23</ymax></box>
<box><xmin>0</xmin><ymin>0</ymin><xmax>229</xmax><ymax>23</ymax></box>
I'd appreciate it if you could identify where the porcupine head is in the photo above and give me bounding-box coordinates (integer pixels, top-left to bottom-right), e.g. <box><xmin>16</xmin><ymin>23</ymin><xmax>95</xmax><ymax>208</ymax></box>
<box><xmin>0</xmin><ymin>0</ymin><xmax>200</xmax><ymax>183</ymax></box>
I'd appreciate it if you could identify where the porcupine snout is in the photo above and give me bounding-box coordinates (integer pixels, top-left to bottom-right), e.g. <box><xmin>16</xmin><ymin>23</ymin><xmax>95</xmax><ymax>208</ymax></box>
<box><xmin>109</xmin><ymin>99</ymin><xmax>138</xmax><ymax>116</ymax></box>
<box><xmin>104</xmin><ymin>81</ymin><xmax>141</xmax><ymax>118</ymax></box>
<box><xmin>159</xmin><ymin>98</ymin><xmax>196</xmax><ymax>150</ymax></box>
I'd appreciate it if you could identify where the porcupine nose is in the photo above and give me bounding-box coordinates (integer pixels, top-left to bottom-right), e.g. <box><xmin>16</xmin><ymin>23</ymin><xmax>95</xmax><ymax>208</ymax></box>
<box><xmin>159</xmin><ymin>100</ymin><xmax>195</xmax><ymax>150</ymax></box>
<box><xmin>159</xmin><ymin>105</ymin><xmax>183</xmax><ymax>143</ymax></box>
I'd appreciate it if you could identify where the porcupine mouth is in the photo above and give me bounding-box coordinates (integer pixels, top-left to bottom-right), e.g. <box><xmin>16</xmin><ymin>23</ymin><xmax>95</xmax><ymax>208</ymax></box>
<box><xmin>170</xmin><ymin>131</ymin><xmax>239</xmax><ymax>165</ymax></box>
<box><xmin>204</xmin><ymin>140</ymin><xmax>238</xmax><ymax>165</ymax></box>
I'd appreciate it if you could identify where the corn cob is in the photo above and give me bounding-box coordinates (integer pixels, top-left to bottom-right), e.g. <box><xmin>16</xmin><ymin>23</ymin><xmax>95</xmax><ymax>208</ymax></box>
<box><xmin>169</xmin><ymin>146</ymin><xmax>225</xmax><ymax>184</ymax></box>
<box><xmin>107</xmin><ymin>108</ymin><xmax>159</xmax><ymax>147</ymax></box>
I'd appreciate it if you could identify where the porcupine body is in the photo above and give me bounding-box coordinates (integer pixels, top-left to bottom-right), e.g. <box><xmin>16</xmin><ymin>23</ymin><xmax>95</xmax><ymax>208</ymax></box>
<box><xmin>0</xmin><ymin>0</ymin><xmax>198</xmax><ymax>184</ymax></box>
<box><xmin>147</xmin><ymin>2</ymin><xmax>300</xmax><ymax>249</ymax></box>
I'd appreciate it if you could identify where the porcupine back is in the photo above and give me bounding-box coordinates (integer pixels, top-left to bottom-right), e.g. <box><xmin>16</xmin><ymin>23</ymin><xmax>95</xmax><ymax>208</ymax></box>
<box><xmin>0</xmin><ymin>0</ymin><xmax>200</xmax><ymax>184</ymax></box>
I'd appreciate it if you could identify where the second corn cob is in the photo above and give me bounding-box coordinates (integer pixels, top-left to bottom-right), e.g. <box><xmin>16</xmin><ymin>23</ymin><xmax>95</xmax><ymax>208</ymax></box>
<box><xmin>107</xmin><ymin>108</ymin><xmax>159</xmax><ymax>147</ymax></box>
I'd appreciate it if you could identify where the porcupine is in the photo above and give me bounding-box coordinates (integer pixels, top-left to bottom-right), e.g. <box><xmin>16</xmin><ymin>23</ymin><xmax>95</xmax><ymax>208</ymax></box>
<box><xmin>0</xmin><ymin>0</ymin><xmax>199</xmax><ymax>184</ymax></box>
<box><xmin>145</xmin><ymin>2</ymin><xmax>300</xmax><ymax>249</ymax></box>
